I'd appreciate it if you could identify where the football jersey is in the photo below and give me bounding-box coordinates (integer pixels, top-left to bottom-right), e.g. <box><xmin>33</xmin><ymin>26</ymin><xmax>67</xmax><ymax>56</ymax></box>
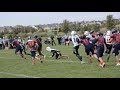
<box><xmin>27</xmin><ymin>40</ymin><xmax>36</xmax><ymax>51</ymax></box>
<box><xmin>71</xmin><ymin>35</ymin><xmax>81</xmax><ymax>47</ymax></box>
<box><xmin>13</xmin><ymin>39</ymin><xmax>21</xmax><ymax>47</ymax></box>
<box><xmin>86</xmin><ymin>34</ymin><xmax>94</xmax><ymax>44</ymax></box>
<box><xmin>104</xmin><ymin>35</ymin><xmax>112</xmax><ymax>45</ymax></box>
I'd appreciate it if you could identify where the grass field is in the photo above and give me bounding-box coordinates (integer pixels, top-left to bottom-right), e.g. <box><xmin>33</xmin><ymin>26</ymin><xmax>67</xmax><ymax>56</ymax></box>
<box><xmin>0</xmin><ymin>41</ymin><xmax>120</xmax><ymax>78</ymax></box>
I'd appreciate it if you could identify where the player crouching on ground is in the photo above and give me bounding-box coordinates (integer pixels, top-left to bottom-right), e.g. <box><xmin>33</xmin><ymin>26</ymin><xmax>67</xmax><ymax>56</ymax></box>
<box><xmin>46</xmin><ymin>47</ymin><xmax>69</xmax><ymax>59</ymax></box>
<box><xmin>26</xmin><ymin>36</ymin><xmax>43</xmax><ymax>65</ymax></box>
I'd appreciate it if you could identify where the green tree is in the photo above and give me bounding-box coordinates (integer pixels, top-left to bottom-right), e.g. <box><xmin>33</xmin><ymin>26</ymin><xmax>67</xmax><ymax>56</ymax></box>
<box><xmin>4</xmin><ymin>28</ymin><xmax>9</xmax><ymax>34</ymax></box>
<box><xmin>0</xmin><ymin>32</ymin><xmax>3</xmax><ymax>38</ymax></box>
<box><xmin>62</xmin><ymin>19</ymin><xmax>70</xmax><ymax>34</ymax></box>
<box><xmin>8</xmin><ymin>34</ymin><xmax>13</xmax><ymax>39</ymax></box>
<box><xmin>106</xmin><ymin>15</ymin><xmax>116</xmax><ymax>30</ymax></box>
<box><xmin>92</xmin><ymin>24</ymin><xmax>100</xmax><ymax>32</ymax></box>
<box><xmin>77</xmin><ymin>23</ymin><xmax>82</xmax><ymax>31</ymax></box>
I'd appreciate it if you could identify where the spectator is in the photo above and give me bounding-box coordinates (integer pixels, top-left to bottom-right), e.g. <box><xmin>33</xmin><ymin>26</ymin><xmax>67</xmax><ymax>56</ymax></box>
<box><xmin>51</xmin><ymin>35</ymin><xmax>56</xmax><ymax>46</ymax></box>
<box><xmin>57</xmin><ymin>35</ymin><xmax>62</xmax><ymax>45</ymax></box>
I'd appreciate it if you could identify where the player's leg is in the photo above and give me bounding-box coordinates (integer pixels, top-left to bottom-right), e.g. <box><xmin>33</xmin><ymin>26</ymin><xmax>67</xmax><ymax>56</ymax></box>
<box><xmin>31</xmin><ymin>51</ymin><xmax>36</xmax><ymax>65</ymax></box>
<box><xmin>90</xmin><ymin>47</ymin><xmax>99</xmax><ymax>61</ymax></box>
<box><xmin>85</xmin><ymin>47</ymin><xmax>92</xmax><ymax>63</ymax></box>
<box><xmin>35</xmin><ymin>56</ymin><xmax>43</xmax><ymax>63</ymax></box>
<box><xmin>106</xmin><ymin>44</ymin><xmax>112</xmax><ymax>62</ymax></box>
<box><xmin>18</xmin><ymin>45</ymin><xmax>26</xmax><ymax>59</ymax></box>
<box><xmin>97</xmin><ymin>46</ymin><xmax>105</xmax><ymax>68</ymax></box>
<box><xmin>113</xmin><ymin>44</ymin><xmax>120</xmax><ymax>66</ymax></box>
<box><xmin>23</xmin><ymin>45</ymin><xmax>27</xmax><ymax>55</ymax></box>
<box><xmin>38</xmin><ymin>43</ymin><xmax>46</xmax><ymax>59</ymax></box>
<box><xmin>55</xmin><ymin>52</ymin><xmax>59</xmax><ymax>59</ymax></box>
<box><xmin>75</xmin><ymin>46</ymin><xmax>85</xmax><ymax>64</ymax></box>
<box><xmin>15</xmin><ymin>46</ymin><xmax>19</xmax><ymax>55</ymax></box>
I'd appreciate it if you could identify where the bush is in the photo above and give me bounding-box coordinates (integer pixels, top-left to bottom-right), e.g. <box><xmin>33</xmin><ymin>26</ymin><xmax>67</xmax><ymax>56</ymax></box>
<box><xmin>8</xmin><ymin>34</ymin><xmax>13</xmax><ymax>39</ymax></box>
<box><xmin>40</xmin><ymin>33</ymin><xmax>48</xmax><ymax>37</ymax></box>
<box><xmin>0</xmin><ymin>33</ymin><xmax>3</xmax><ymax>38</ymax></box>
<box><xmin>19</xmin><ymin>34</ymin><xmax>28</xmax><ymax>38</ymax></box>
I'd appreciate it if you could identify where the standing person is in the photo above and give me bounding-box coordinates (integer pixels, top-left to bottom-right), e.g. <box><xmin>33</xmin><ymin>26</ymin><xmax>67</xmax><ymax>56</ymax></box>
<box><xmin>104</xmin><ymin>30</ymin><xmax>113</xmax><ymax>62</ymax></box>
<box><xmin>51</xmin><ymin>35</ymin><xmax>56</xmax><ymax>46</ymax></box>
<box><xmin>107</xmin><ymin>29</ymin><xmax>120</xmax><ymax>66</ymax></box>
<box><xmin>26</xmin><ymin>36</ymin><xmax>43</xmax><ymax>65</ymax></box>
<box><xmin>12</xmin><ymin>37</ymin><xmax>26</xmax><ymax>59</ymax></box>
<box><xmin>57</xmin><ymin>35</ymin><xmax>62</xmax><ymax>45</ymax></box>
<box><xmin>2</xmin><ymin>37</ymin><xmax>5</xmax><ymax>49</ymax></box>
<box><xmin>71</xmin><ymin>31</ymin><xmax>85</xmax><ymax>64</ymax></box>
<box><xmin>9</xmin><ymin>37</ymin><xmax>14</xmax><ymax>49</ymax></box>
<box><xmin>93</xmin><ymin>32</ymin><xmax>106</xmax><ymax>68</ymax></box>
<box><xmin>0</xmin><ymin>38</ymin><xmax>2</xmax><ymax>50</ymax></box>
<box><xmin>34</xmin><ymin>35</ymin><xmax>46</xmax><ymax>59</ymax></box>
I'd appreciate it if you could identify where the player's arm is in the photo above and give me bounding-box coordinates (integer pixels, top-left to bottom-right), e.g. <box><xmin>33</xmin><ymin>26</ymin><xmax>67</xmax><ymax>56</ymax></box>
<box><xmin>104</xmin><ymin>38</ymin><xmax>106</xmax><ymax>45</ymax></box>
<box><xmin>107</xmin><ymin>38</ymin><xmax>113</xmax><ymax>43</ymax></box>
<box><xmin>12</xmin><ymin>41</ymin><xmax>16</xmax><ymax>48</ymax></box>
<box><xmin>71</xmin><ymin>37</ymin><xmax>75</xmax><ymax>43</ymax></box>
<box><xmin>25</xmin><ymin>42</ymin><xmax>29</xmax><ymax>50</ymax></box>
<box><xmin>35</xmin><ymin>42</ymin><xmax>38</xmax><ymax>51</ymax></box>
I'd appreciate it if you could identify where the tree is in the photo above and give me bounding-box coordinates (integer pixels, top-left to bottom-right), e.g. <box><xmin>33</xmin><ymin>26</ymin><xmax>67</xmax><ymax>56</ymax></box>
<box><xmin>106</xmin><ymin>15</ymin><xmax>116</xmax><ymax>30</ymax></box>
<box><xmin>92</xmin><ymin>24</ymin><xmax>100</xmax><ymax>32</ymax></box>
<box><xmin>4</xmin><ymin>28</ymin><xmax>9</xmax><ymax>34</ymax></box>
<box><xmin>0</xmin><ymin>32</ymin><xmax>3</xmax><ymax>38</ymax></box>
<box><xmin>77</xmin><ymin>22</ymin><xmax>82</xmax><ymax>31</ymax></box>
<box><xmin>62</xmin><ymin>19</ymin><xmax>70</xmax><ymax>34</ymax></box>
<box><xmin>8</xmin><ymin>34</ymin><xmax>13</xmax><ymax>39</ymax></box>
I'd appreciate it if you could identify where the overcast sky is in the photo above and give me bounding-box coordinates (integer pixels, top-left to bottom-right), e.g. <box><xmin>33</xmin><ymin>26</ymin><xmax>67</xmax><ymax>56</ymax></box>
<box><xmin>0</xmin><ymin>12</ymin><xmax>120</xmax><ymax>26</ymax></box>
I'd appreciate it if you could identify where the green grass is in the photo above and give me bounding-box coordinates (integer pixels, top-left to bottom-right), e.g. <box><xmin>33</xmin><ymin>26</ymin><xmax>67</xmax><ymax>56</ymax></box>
<box><xmin>0</xmin><ymin>41</ymin><xmax>120</xmax><ymax>78</ymax></box>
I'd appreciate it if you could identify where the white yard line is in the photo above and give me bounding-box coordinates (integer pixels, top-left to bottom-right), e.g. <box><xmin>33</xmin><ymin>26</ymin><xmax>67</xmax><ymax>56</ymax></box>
<box><xmin>0</xmin><ymin>57</ymin><xmax>79</xmax><ymax>63</ymax></box>
<box><xmin>46</xmin><ymin>60</ymin><xmax>78</xmax><ymax>63</ymax></box>
<box><xmin>0</xmin><ymin>57</ymin><xmax>80</xmax><ymax>78</ymax></box>
<box><xmin>0</xmin><ymin>57</ymin><xmax>21</xmax><ymax>60</ymax></box>
<box><xmin>0</xmin><ymin>72</ymin><xmax>41</xmax><ymax>78</ymax></box>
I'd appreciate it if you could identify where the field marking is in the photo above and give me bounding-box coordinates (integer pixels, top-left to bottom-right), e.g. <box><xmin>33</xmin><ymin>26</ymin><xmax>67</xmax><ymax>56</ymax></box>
<box><xmin>0</xmin><ymin>57</ymin><xmax>80</xmax><ymax>63</ymax></box>
<box><xmin>0</xmin><ymin>72</ymin><xmax>42</xmax><ymax>78</ymax></box>
<box><xmin>46</xmin><ymin>60</ymin><xmax>79</xmax><ymax>63</ymax></box>
<box><xmin>0</xmin><ymin>57</ymin><xmax>21</xmax><ymax>60</ymax></box>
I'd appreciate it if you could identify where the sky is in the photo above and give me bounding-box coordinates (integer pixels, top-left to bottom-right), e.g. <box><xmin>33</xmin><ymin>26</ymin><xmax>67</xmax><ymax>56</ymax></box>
<box><xmin>0</xmin><ymin>12</ymin><xmax>120</xmax><ymax>26</ymax></box>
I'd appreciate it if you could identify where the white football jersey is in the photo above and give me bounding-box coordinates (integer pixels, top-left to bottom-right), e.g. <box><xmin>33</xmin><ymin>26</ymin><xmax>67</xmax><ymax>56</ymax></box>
<box><xmin>86</xmin><ymin>34</ymin><xmax>94</xmax><ymax>44</ymax></box>
<box><xmin>104</xmin><ymin>35</ymin><xmax>112</xmax><ymax>44</ymax></box>
<box><xmin>71</xmin><ymin>34</ymin><xmax>81</xmax><ymax>47</ymax></box>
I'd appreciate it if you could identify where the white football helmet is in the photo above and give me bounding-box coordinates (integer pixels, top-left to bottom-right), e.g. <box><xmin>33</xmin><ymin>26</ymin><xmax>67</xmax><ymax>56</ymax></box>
<box><xmin>46</xmin><ymin>47</ymin><xmax>51</xmax><ymax>52</ymax></box>
<box><xmin>106</xmin><ymin>30</ymin><xmax>111</xmax><ymax>36</ymax></box>
<box><xmin>84</xmin><ymin>31</ymin><xmax>89</xmax><ymax>36</ymax></box>
<box><xmin>71</xmin><ymin>31</ymin><xmax>76</xmax><ymax>35</ymax></box>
